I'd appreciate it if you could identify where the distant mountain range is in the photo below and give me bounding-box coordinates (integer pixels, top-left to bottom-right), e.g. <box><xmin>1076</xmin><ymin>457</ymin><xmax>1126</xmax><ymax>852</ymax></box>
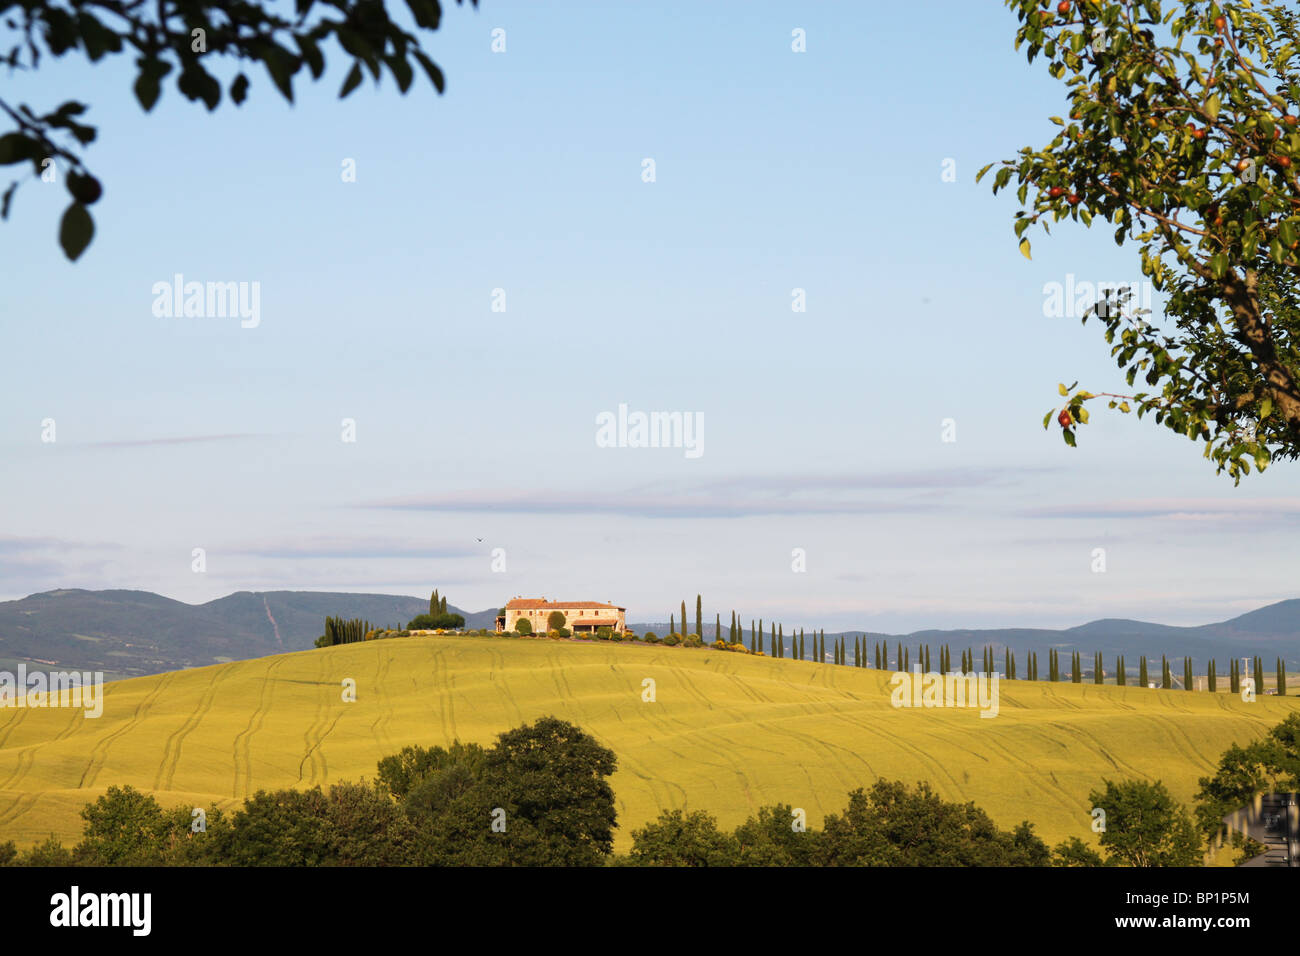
<box><xmin>0</xmin><ymin>589</ymin><xmax>499</xmax><ymax>678</ymax></box>
<box><xmin>0</xmin><ymin>588</ymin><xmax>1294</xmax><ymax>679</ymax></box>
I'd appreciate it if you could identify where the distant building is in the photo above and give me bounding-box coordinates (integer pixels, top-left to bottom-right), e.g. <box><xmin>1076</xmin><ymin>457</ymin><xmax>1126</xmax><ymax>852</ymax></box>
<box><xmin>497</xmin><ymin>598</ymin><xmax>627</xmax><ymax>635</ymax></box>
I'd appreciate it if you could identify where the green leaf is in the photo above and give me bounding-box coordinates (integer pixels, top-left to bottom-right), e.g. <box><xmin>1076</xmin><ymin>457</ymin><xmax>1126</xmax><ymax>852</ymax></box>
<box><xmin>1206</xmin><ymin>92</ymin><xmax>1221</xmax><ymax>120</ymax></box>
<box><xmin>0</xmin><ymin>132</ymin><xmax>41</xmax><ymax>165</ymax></box>
<box><xmin>58</xmin><ymin>202</ymin><xmax>94</xmax><ymax>261</ymax></box>
<box><xmin>1210</xmin><ymin>252</ymin><xmax>1227</xmax><ymax>279</ymax></box>
<box><xmin>412</xmin><ymin>50</ymin><xmax>445</xmax><ymax>94</ymax></box>
<box><xmin>133</xmin><ymin>60</ymin><xmax>171</xmax><ymax>112</ymax></box>
<box><xmin>1062</xmin><ymin>428</ymin><xmax>1077</xmax><ymax>447</ymax></box>
<box><xmin>1019</xmin><ymin>237</ymin><xmax>1032</xmax><ymax>260</ymax></box>
<box><xmin>339</xmin><ymin>62</ymin><xmax>363</xmax><ymax>99</ymax></box>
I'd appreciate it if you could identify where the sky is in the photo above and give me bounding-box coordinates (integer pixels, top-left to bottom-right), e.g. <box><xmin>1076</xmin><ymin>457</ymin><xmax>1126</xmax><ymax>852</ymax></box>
<box><xmin>2</xmin><ymin>0</ymin><xmax>1298</xmax><ymax>632</ymax></box>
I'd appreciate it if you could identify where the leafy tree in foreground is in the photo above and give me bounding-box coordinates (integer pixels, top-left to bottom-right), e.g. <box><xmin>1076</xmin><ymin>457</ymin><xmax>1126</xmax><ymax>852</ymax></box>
<box><xmin>628</xmin><ymin>809</ymin><xmax>738</xmax><ymax>867</ymax></box>
<box><xmin>1052</xmin><ymin>835</ymin><xmax>1107</xmax><ymax>867</ymax></box>
<box><xmin>1</xmin><ymin>0</ymin><xmax>475</xmax><ymax>260</ymax></box>
<box><xmin>983</xmin><ymin>1</ymin><xmax>1300</xmax><ymax>481</ymax></box>
<box><xmin>1088</xmin><ymin>778</ymin><xmax>1203</xmax><ymax>866</ymax></box>
<box><xmin>819</xmin><ymin>780</ymin><xmax>1051</xmax><ymax>867</ymax></box>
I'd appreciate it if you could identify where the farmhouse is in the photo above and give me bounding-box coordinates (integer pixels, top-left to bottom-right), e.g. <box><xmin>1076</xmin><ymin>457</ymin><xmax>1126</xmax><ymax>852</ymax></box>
<box><xmin>497</xmin><ymin>598</ymin><xmax>627</xmax><ymax>635</ymax></box>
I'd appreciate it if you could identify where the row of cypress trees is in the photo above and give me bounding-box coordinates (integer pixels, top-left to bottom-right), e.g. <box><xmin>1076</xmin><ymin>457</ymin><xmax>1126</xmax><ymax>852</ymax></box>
<box><xmin>666</xmin><ymin>599</ymin><xmax>1289</xmax><ymax>695</ymax></box>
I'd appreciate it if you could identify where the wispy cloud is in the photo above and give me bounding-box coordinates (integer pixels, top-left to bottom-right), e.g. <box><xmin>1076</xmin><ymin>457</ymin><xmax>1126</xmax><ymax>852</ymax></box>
<box><xmin>1018</xmin><ymin>497</ymin><xmax>1300</xmax><ymax>523</ymax></box>
<box><xmin>229</xmin><ymin>537</ymin><xmax>480</xmax><ymax>560</ymax></box>
<box><xmin>0</xmin><ymin>535</ymin><xmax>123</xmax><ymax>554</ymax></box>
<box><xmin>80</xmin><ymin>433</ymin><xmax>266</xmax><ymax>449</ymax></box>
<box><xmin>359</xmin><ymin>467</ymin><xmax>1044</xmax><ymax>519</ymax></box>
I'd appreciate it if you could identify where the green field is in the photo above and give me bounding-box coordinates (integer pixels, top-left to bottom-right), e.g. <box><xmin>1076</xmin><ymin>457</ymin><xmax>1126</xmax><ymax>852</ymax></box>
<box><xmin>1</xmin><ymin>636</ymin><xmax>1296</xmax><ymax>852</ymax></box>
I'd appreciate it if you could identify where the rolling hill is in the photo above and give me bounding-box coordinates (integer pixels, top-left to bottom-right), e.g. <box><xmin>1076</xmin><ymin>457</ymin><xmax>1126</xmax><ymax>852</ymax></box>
<box><xmin>0</xmin><ymin>634</ymin><xmax>1295</xmax><ymax>854</ymax></box>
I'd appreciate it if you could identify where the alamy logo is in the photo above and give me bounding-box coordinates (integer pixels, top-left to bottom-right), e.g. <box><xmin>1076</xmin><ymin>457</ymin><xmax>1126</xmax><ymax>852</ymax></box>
<box><xmin>50</xmin><ymin>886</ymin><xmax>151</xmax><ymax>936</ymax></box>
<box><xmin>0</xmin><ymin>666</ymin><xmax>104</xmax><ymax>718</ymax></box>
<box><xmin>1042</xmin><ymin>274</ymin><xmax>1153</xmax><ymax>321</ymax></box>
<box><xmin>889</xmin><ymin>667</ymin><xmax>1000</xmax><ymax>719</ymax></box>
<box><xmin>595</xmin><ymin>403</ymin><xmax>703</xmax><ymax>459</ymax></box>
<box><xmin>151</xmin><ymin>273</ymin><xmax>261</xmax><ymax>328</ymax></box>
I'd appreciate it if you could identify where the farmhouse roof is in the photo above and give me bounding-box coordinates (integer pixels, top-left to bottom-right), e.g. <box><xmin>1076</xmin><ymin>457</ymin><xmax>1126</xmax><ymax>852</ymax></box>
<box><xmin>505</xmin><ymin>599</ymin><xmax>625</xmax><ymax>611</ymax></box>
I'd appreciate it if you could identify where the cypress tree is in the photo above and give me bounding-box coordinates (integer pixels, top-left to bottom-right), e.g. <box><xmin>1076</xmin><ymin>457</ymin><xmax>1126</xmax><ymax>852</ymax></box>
<box><xmin>1278</xmin><ymin>657</ymin><xmax>1287</xmax><ymax>696</ymax></box>
<box><xmin>1185</xmin><ymin>656</ymin><xmax>1193</xmax><ymax>691</ymax></box>
<box><xmin>903</xmin><ymin>646</ymin><xmax>909</xmax><ymax>671</ymax></box>
<box><xmin>1229</xmin><ymin>658</ymin><xmax>1239</xmax><ymax>694</ymax></box>
<box><xmin>670</xmin><ymin>613</ymin><xmax>675</xmax><ymax>636</ymax></box>
<box><xmin>1139</xmin><ymin>656</ymin><xmax>1148</xmax><ymax>688</ymax></box>
<box><xmin>1095</xmin><ymin>651</ymin><xmax>1103</xmax><ymax>685</ymax></box>
<box><xmin>696</xmin><ymin>595</ymin><xmax>703</xmax><ymax>643</ymax></box>
<box><xmin>1072</xmin><ymin>651</ymin><xmax>1080</xmax><ymax>683</ymax></box>
<box><xmin>1208</xmin><ymin>659</ymin><xmax>1217</xmax><ymax>693</ymax></box>
<box><xmin>716</xmin><ymin>612</ymin><xmax>721</xmax><ymax>643</ymax></box>
<box><xmin>1009</xmin><ymin>650</ymin><xmax>1016</xmax><ymax>680</ymax></box>
<box><xmin>923</xmin><ymin>644</ymin><xmax>930</xmax><ymax>672</ymax></box>
<box><xmin>1254</xmin><ymin>656</ymin><xmax>1264</xmax><ymax>695</ymax></box>
<box><xmin>682</xmin><ymin>600</ymin><xmax>688</xmax><ymax>637</ymax></box>
<box><xmin>1161</xmin><ymin>655</ymin><xmax>1171</xmax><ymax>689</ymax></box>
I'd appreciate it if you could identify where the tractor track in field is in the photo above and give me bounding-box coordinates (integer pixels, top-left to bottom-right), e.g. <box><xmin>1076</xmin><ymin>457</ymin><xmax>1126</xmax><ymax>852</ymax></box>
<box><xmin>428</xmin><ymin>646</ymin><xmax>459</xmax><ymax>742</ymax></box>
<box><xmin>154</xmin><ymin>667</ymin><xmax>231</xmax><ymax>792</ymax></box>
<box><xmin>970</xmin><ymin>724</ymin><xmax>1082</xmax><ymax>818</ymax></box>
<box><xmin>296</xmin><ymin>654</ymin><xmax>331</xmax><ymax>786</ymax></box>
<box><xmin>79</xmin><ymin>672</ymin><xmax>175</xmax><ymax>789</ymax></box>
<box><xmin>299</xmin><ymin>714</ymin><xmax>342</xmax><ymax>786</ymax></box>
<box><xmin>0</xmin><ymin>747</ymin><xmax>35</xmax><ymax>793</ymax></box>
<box><xmin>0</xmin><ymin>791</ymin><xmax>39</xmax><ymax>829</ymax></box>
<box><xmin>1145</xmin><ymin>711</ymin><xmax>1219</xmax><ymax>771</ymax></box>
<box><xmin>833</xmin><ymin>706</ymin><xmax>967</xmax><ymax>794</ymax></box>
<box><xmin>367</xmin><ymin>646</ymin><xmax>397</xmax><ymax>759</ymax></box>
<box><xmin>487</xmin><ymin>647</ymin><xmax>526</xmax><ymax>728</ymax></box>
<box><xmin>52</xmin><ymin>708</ymin><xmax>85</xmax><ymax>741</ymax></box>
<box><xmin>545</xmin><ymin>650</ymin><xmax>577</xmax><ymax>710</ymax></box>
<box><xmin>0</xmin><ymin>708</ymin><xmax>28</xmax><ymax>749</ymax></box>
<box><xmin>232</xmin><ymin>657</ymin><xmax>286</xmax><ymax>799</ymax></box>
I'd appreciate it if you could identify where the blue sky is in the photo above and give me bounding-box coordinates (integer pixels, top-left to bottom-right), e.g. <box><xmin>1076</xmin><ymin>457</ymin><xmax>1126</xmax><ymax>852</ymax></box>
<box><xmin>2</xmin><ymin>0</ymin><xmax>1298</xmax><ymax>631</ymax></box>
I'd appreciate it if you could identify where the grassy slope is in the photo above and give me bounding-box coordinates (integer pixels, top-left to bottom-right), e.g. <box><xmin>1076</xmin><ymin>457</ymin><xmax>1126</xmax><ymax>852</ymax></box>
<box><xmin>1</xmin><ymin>636</ymin><xmax>1296</xmax><ymax>852</ymax></box>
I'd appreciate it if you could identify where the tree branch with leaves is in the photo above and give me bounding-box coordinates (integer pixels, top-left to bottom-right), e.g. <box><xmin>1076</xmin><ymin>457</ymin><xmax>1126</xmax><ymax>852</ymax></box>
<box><xmin>981</xmin><ymin>0</ymin><xmax>1300</xmax><ymax>482</ymax></box>
<box><xmin>0</xmin><ymin>0</ymin><xmax>473</xmax><ymax>259</ymax></box>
